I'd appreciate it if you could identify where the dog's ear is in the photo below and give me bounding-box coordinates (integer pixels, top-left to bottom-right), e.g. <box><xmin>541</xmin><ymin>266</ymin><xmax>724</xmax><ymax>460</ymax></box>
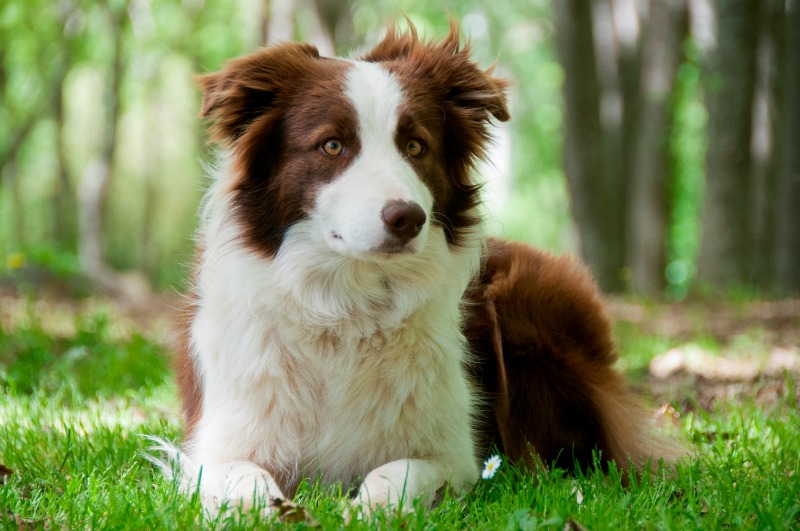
<box><xmin>434</xmin><ymin>20</ymin><xmax>509</xmax><ymax>123</ymax></box>
<box><xmin>364</xmin><ymin>20</ymin><xmax>510</xmax><ymax>123</ymax></box>
<box><xmin>455</xmin><ymin>63</ymin><xmax>510</xmax><ymax>123</ymax></box>
<box><xmin>197</xmin><ymin>43</ymin><xmax>320</xmax><ymax>143</ymax></box>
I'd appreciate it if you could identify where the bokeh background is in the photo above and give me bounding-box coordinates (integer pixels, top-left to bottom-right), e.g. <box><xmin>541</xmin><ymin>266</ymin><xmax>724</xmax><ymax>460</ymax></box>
<box><xmin>1</xmin><ymin>0</ymin><xmax>798</xmax><ymax>301</ymax></box>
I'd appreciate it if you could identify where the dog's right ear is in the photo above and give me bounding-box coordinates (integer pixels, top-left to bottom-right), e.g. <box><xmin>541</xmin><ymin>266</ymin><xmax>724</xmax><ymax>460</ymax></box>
<box><xmin>196</xmin><ymin>43</ymin><xmax>320</xmax><ymax>143</ymax></box>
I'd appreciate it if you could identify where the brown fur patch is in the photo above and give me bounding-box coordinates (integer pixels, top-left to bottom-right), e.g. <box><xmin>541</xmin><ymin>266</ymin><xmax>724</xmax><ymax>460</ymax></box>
<box><xmin>176</xmin><ymin>250</ymin><xmax>203</xmax><ymax>441</ymax></box>
<box><xmin>466</xmin><ymin>238</ymin><xmax>671</xmax><ymax>472</ymax></box>
<box><xmin>198</xmin><ymin>44</ymin><xmax>358</xmax><ymax>257</ymax></box>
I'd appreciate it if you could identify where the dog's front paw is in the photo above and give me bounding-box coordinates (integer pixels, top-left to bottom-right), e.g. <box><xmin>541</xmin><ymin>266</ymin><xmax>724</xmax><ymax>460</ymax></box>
<box><xmin>197</xmin><ymin>461</ymin><xmax>286</xmax><ymax>519</ymax></box>
<box><xmin>351</xmin><ymin>461</ymin><xmax>423</xmax><ymax>518</ymax></box>
<box><xmin>350</xmin><ymin>457</ymin><xmax>471</xmax><ymax>520</ymax></box>
<box><xmin>353</xmin><ymin>470</ymin><xmax>401</xmax><ymax>516</ymax></box>
<box><xmin>351</xmin><ymin>480</ymin><xmax>395</xmax><ymax>520</ymax></box>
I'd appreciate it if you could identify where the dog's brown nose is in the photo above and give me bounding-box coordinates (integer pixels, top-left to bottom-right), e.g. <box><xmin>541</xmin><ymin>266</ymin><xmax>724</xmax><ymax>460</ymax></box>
<box><xmin>381</xmin><ymin>200</ymin><xmax>426</xmax><ymax>242</ymax></box>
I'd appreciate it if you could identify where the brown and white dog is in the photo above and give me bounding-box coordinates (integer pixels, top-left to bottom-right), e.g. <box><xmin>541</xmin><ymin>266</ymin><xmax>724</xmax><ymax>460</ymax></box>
<box><xmin>152</xmin><ymin>23</ymin><xmax>676</xmax><ymax>517</ymax></box>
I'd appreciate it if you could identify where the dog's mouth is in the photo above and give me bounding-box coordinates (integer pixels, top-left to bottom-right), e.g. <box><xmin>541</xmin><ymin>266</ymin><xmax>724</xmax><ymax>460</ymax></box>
<box><xmin>326</xmin><ymin>230</ymin><xmax>418</xmax><ymax>259</ymax></box>
<box><xmin>374</xmin><ymin>237</ymin><xmax>416</xmax><ymax>255</ymax></box>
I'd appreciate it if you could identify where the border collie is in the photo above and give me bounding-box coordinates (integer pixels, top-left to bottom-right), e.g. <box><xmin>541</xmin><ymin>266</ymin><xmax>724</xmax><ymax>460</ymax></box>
<box><xmin>152</xmin><ymin>22</ymin><xmax>677</xmax><ymax>518</ymax></box>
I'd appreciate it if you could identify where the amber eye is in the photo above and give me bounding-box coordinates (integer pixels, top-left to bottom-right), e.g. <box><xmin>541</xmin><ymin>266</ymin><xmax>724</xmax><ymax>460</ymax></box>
<box><xmin>406</xmin><ymin>139</ymin><xmax>423</xmax><ymax>157</ymax></box>
<box><xmin>322</xmin><ymin>139</ymin><xmax>344</xmax><ymax>156</ymax></box>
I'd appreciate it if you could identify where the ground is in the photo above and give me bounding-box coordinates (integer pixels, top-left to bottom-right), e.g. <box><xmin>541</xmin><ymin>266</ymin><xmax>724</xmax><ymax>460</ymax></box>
<box><xmin>608</xmin><ymin>297</ymin><xmax>800</xmax><ymax>412</ymax></box>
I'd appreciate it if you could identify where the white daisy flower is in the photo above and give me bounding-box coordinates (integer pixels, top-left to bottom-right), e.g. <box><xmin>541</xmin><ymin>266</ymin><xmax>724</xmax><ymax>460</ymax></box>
<box><xmin>482</xmin><ymin>454</ymin><xmax>502</xmax><ymax>479</ymax></box>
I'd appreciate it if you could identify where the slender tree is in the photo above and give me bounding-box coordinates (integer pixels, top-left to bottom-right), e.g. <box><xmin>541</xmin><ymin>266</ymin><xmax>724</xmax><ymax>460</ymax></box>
<box><xmin>52</xmin><ymin>57</ymin><xmax>76</xmax><ymax>249</ymax></box>
<box><xmin>554</xmin><ymin>0</ymin><xmax>626</xmax><ymax>292</ymax></box>
<box><xmin>625</xmin><ymin>0</ymin><xmax>687</xmax><ymax>294</ymax></box>
<box><xmin>696</xmin><ymin>0</ymin><xmax>759</xmax><ymax>287</ymax></box>
<box><xmin>773</xmin><ymin>0</ymin><xmax>800</xmax><ymax>292</ymax></box>
<box><xmin>554</xmin><ymin>0</ymin><xmax>687</xmax><ymax>293</ymax></box>
<box><xmin>77</xmin><ymin>2</ymin><xmax>129</xmax><ymax>294</ymax></box>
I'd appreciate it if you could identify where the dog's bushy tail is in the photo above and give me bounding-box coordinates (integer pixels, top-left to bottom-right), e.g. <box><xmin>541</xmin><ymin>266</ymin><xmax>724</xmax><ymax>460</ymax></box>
<box><xmin>466</xmin><ymin>239</ymin><xmax>689</xmax><ymax>474</ymax></box>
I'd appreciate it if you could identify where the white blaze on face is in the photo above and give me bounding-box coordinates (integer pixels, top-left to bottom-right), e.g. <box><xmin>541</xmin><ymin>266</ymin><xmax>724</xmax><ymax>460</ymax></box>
<box><xmin>314</xmin><ymin>61</ymin><xmax>434</xmax><ymax>260</ymax></box>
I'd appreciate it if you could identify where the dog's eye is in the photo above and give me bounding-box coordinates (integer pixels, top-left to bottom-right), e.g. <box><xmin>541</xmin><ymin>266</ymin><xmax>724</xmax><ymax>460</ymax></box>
<box><xmin>322</xmin><ymin>139</ymin><xmax>344</xmax><ymax>156</ymax></box>
<box><xmin>406</xmin><ymin>139</ymin><xmax>424</xmax><ymax>157</ymax></box>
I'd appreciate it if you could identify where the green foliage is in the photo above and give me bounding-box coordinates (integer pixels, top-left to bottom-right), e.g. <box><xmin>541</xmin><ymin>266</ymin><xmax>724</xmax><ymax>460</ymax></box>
<box><xmin>1</xmin><ymin>246</ymin><xmax>81</xmax><ymax>279</ymax></box>
<box><xmin>0</xmin><ymin>1</ymin><xmax>577</xmax><ymax>291</ymax></box>
<box><xmin>666</xmin><ymin>41</ymin><xmax>708</xmax><ymax>300</ymax></box>
<box><xmin>0</xmin><ymin>0</ymin><xmax>787</xmax><ymax>294</ymax></box>
<box><xmin>0</xmin><ymin>311</ymin><xmax>168</xmax><ymax>401</ymax></box>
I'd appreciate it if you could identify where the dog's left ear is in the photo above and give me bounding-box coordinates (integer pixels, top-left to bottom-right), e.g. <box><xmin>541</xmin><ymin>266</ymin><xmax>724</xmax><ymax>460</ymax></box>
<box><xmin>364</xmin><ymin>20</ymin><xmax>510</xmax><ymax>124</ymax></box>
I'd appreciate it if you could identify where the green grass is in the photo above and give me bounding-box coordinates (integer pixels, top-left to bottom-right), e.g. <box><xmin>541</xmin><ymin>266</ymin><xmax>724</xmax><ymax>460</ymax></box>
<box><xmin>2</xmin><ymin>306</ymin><xmax>799</xmax><ymax>529</ymax></box>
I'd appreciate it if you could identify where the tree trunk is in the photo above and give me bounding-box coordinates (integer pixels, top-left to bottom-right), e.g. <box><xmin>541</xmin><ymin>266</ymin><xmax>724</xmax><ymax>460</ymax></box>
<box><xmin>140</xmin><ymin>88</ymin><xmax>161</xmax><ymax>279</ymax></box>
<box><xmin>5</xmin><ymin>161</ymin><xmax>24</xmax><ymax>247</ymax></box>
<box><xmin>315</xmin><ymin>0</ymin><xmax>355</xmax><ymax>53</ymax></box>
<box><xmin>77</xmin><ymin>5</ymin><xmax>131</xmax><ymax>296</ymax></box>
<box><xmin>696</xmin><ymin>0</ymin><xmax>759</xmax><ymax>288</ymax></box>
<box><xmin>554</xmin><ymin>0</ymin><xmax>626</xmax><ymax>292</ymax></box>
<box><xmin>591</xmin><ymin>0</ymin><xmax>626</xmax><ymax>188</ymax></box>
<box><xmin>612</xmin><ymin>0</ymin><xmax>644</xmax><ymax>186</ymax></box>
<box><xmin>266</xmin><ymin>0</ymin><xmax>296</xmax><ymax>45</ymax></box>
<box><xmin>52</xmin><ymin>61</ymin><xmax>77</xmax><ymax>249</ymax></box>
<box><xmin>301</xmin><ymin>0</ymin><xmax>335</xmax><ymax>56</ymax></box>
<box><xmin>0</xmin><ymin>109</ymin><xmax>44</xmax><ymax>246</ymax></box>
<box><xmin>625</xmin><ymin>0</ymin><xmax>687</xmax><ymax>294</ymax></box>
<box><xmin>0</xmin><ymin>109</ymin><xmax>44</xmax><ymax>185</ymax></box>
<box><xmin>746</xmin><ymin>0</ymin><xmax>786</xmax><ymax>289</ymax></box>
<box><xmin>773</xmin><ymin>0</ymin><xmax>800</xmax><ymax>292</ymax></box>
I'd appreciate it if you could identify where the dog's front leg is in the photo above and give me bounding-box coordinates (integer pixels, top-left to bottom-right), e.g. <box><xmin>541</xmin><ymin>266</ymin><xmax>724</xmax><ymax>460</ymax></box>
<box><xmin>196</xmin><ymin>460</ymin><xmax>285</xmax><ymax>517</ymax></box>
<box><xmin>354</xmin><ymin>458</ymin><xmax>469</xmax><ymax>516</ymax></box>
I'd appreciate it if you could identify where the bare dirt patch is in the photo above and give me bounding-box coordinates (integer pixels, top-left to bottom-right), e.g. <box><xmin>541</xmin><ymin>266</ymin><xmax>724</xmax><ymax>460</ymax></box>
<box><xmin>609</xmin><ymin>298</ymin><xmax>800</xmax><ymax>412</ymax></box>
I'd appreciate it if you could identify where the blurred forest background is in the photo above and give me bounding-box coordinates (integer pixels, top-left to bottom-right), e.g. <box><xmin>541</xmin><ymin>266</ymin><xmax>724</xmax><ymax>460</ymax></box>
<box><xmin>1</xmin><ymin>0</ymin><xmax>798</xmax><ymax>301</ymax></box>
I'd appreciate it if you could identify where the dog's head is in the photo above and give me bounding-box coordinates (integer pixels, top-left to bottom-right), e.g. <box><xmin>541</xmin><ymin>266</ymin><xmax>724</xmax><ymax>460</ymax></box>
<box><xmin>199</xmin><ymin>21</ymin><xmax>509</xmax><ymax>262</ymax></box>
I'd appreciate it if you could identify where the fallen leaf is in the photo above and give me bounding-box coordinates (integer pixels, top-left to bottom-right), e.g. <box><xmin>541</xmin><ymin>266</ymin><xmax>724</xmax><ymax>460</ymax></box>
<box><xmin>269</xmin><ymin>497</ymin><xmax>319</xmax><ymax>526</ymax></box>
<box><xmin>0</xmin><ymin>464</ymin><xmax>12</xmax><ymax>484</ymax></box>
<box><xmin>3</xmin><ymin>511</ymin><xmax>51</xmax><ymax>531</ymax></box>
<box><xmin>564</xmin><ymin>518</ymin><xmax>589</xmax><ymax>531</ymax></box>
